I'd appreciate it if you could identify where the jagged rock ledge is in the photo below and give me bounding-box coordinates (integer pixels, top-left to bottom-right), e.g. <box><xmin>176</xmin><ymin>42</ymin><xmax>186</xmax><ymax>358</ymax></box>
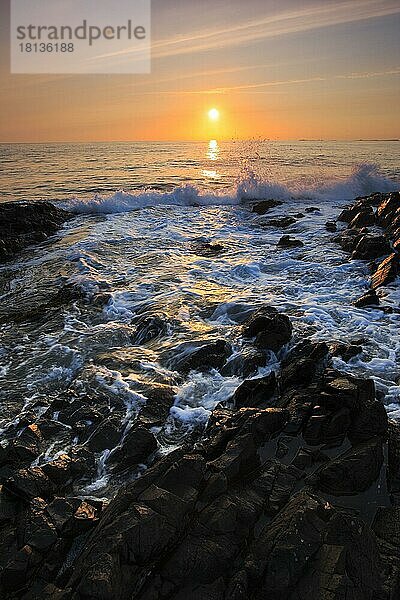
<box><xmin>0</xmin><ymin>201</ymin><xmax>72</xmax><ymax>262</ymax></box>
<box><xmin>1</xmin><ymin>302</ymin><xmax>400</xmax><ymax>599</ymax></box>
<box><xmin>333</xmin><ymin>191</ymin><xmax>400</xmax><ymax>304</ymax></box>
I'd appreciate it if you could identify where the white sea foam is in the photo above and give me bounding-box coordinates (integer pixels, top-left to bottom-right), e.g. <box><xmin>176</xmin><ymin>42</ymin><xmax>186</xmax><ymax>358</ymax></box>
<box><xmin>59</xmin><ymin>163</ymin><xmax>399</xmax><ymax>215</ymax></box>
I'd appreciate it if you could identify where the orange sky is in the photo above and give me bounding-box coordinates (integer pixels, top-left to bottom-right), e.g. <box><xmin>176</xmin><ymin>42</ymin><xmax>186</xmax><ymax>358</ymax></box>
<box><xmin>0</xmin><ymin>0</ymin><xmax>399</xmax><ymax>142</ymax></box>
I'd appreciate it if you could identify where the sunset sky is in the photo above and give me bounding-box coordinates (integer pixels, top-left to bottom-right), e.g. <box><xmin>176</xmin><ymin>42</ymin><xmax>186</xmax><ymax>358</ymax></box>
<box><xmin>0</xmin><ymin>0</ymin><xmax>399</xmax><ymax>142</ymax></box>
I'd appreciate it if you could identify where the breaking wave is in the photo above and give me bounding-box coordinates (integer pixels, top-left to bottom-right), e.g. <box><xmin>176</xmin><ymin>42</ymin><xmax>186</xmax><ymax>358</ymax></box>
<box><xmin>59</xmin><ymin>163</ymin><xmax>399</xmax><ymax>215</ymax></box>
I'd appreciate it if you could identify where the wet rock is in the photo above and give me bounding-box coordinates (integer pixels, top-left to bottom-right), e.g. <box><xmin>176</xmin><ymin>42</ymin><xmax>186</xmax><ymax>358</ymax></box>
<box><xmin>353</xmin><ymin>288</ymin><xmax>380</xmax><ymax>307</ymax></box>
<box><xmin>333</xmin><ymin>228</ymin><xmax>364</xmax><ymax>252</ymax></box>
<box><xmin>163</xmin><ymin>339</ymin><xmax>232</xmax><ymax>374</ymax></box>
<box><xmin>253</xmin><ymin>459</ymin><xmax>302</xmax><ymax>512</ymax></box>
<box><xmin>352</xmin><ymin>234</ymin><xmax>391</xmax><ymax>260</ymax></box>
<box><xmin>0</xmin><ymin>201</ymin><xmax>71</xmax><ymax>262</ymax></box>
<box><xmin>338</xmin><ymin>201</ymin><xmax>366</xmax><ymax>223</ymax></box>
<box><xmin>330</xmin><ymin>341</ymin><xmax>363</xmax><ymax>361</ymax></box>
<box><xmin>36</xmin><ymin>419</ymin><xmax>70</xmax><ymax>441</ymax></box>
<box><xmin>277</xmin><ymin>235</ymin><xmax>304</xmax><ymax>248</ymax></box>
<box><xmin>310</xmin><ymin>437</ymin><xmax>383</xmax><ymax>495</ymax></box>
<box><xmin>230</xmin><ymin>372</ymin><xmax>276</xmax><ymax>409</ymax></box>
<box><xmin>221</xmin><ymin>346</ymin><xmax>268</xmax><ymax>378</ymax></box>
<box><xmin>133</xmin><ymin>314</ymin><xmax>169</xmax><ymax>344</ymax></box>
<box><xmin>108</xmin><ymin>425</ymin><xmax>157</xmax><ymax>473</ymax></box>
<box><xmin>305</xmin><ymin>206</ymin><xmax>320</xmax><ymax>213</ymax></box>
<box><xmin>72</xmin><ymin>500</ymin><xmax>101</xmax><ymax>534</ymax></box>
<box><xmin>325</xmin><ymin>220</ymin><xmax>337</xmax><ymax>232</ymax></box>
<box><xmin>373</xmin><ymin>506</ymin><xmax>400</xmax><ymax>600</ymax></box>
<box><xmin>376</xmin><ymin>191</ymin><xmax>400</xmax><ymax>227</ymax></box>
<box><xmin>87</xmin><ymin>417</ymin><xmax>122</xmax><ymax>453</ymax></box>
<box><xmin>260</xmin><ymin>216</ymin><xmax>296</xmax><ymax>228</ymax></box>
<box><xmin>387</xmin><ymin>422</ymin><xmax>400</xmax><ymax>495</ymax></box>
<box><xmin>41</xmin><ymin>454</ymin><xmax>76</xmax><ymax>488</ymax></box>
<box><xmin>241</xmin><ymin>306</ymin><xmax>292</xmax><ymax>352</ymax></box>
<box><xmin>251</xmin><ymin>199</ymin><xmax>283</xmax><ymax>214</ymax></box>
<box><xmin>45</xmin><ymin>497</ymin><xmax>80</xmax><ymax>533</ymax></box>
<box><xmin>233</xmin><ymin>490</ymin><xmax>382</xmax><ymax>600</ymax></box>
<box><xmin>139</xmin><ymin>383</ymin><xmax>176</xmax><ymax>426</ymax></box>
<box><xmin>5</xmin><ymin>467</ymin><xmax>54</xmax><ymax>501</ymax></box>
<box><xmin>371</xmin><ymin>252</ymin><xmax>399</xmax><ymax>288</ymax></box>
<box><xmin>280</xmin><ymin>340</ymin><xmax>329</xmax><ymax>390</ymax></box>
<box><xmin>303</xmin><ymin>405</ymin><xmax>351</xmax><ymax>447</ymax></box>
<box><xmin>348</xmin><ymin>206</ymin><xmax>375</xmax><ymax>228</ymax></box>
<box><xmin>190</xmin><ymin>241</ymin><xmax>224</xmax><ymax>256</ymax></box>
<box><xmin>0</xmin><ymin>544</ymin><xmax>43</xmax><ymax>594</ymax></box>
<box><xmin>348</xmin><ymin>398</ymin><xmax>388</xmax><ymax>444</ymax></box>
<box><xmin>208</xmin><ymin>433</ymin><xmax>259</xmax><ymax>482</ymax></box>
<box><xmin>22</xmin><ymin>497</ymin><xmax>58</xmax><ymax>552</ymax></box>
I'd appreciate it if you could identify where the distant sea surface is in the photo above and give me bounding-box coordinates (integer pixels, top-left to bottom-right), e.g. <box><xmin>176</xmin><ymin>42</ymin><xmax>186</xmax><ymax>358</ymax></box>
<box><xmin>0</xmin><ymin>140</ymin><xmax>399</xmax><ymax>204</ymax></box>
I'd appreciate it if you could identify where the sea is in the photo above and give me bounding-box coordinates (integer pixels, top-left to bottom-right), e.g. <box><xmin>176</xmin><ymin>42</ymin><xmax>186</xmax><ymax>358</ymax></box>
<box><xmin>0</xmin><ymin>139</ymin><xmax>399</xmax><ymax>495</ymax></box>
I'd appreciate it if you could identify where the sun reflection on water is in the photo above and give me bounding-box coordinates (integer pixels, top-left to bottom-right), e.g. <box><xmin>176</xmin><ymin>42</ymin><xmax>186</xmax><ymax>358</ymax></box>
<box><xmin>202</xmin><ymin>140</ymin><xmax>220</xmax><ymax>180</ymax></box>
<box><xmin>207</xmin><ymin>139</ymin><xmax>220</xmax><ymax>161</ymax></box>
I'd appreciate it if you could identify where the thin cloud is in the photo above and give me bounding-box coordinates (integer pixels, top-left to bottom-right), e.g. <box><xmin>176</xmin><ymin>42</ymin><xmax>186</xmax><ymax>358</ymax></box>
<box><xmin>90</xmin><ymin>0</ymin><xmax>400</xmax><ymax>63</ymax></box>
<box><xmin>150</xmin><ymin>67</ymin><xmax>400</xmax><ymax>95</ymax></box>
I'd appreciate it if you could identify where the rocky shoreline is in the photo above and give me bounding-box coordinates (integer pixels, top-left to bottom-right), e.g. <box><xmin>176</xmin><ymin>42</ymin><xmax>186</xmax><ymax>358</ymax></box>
<box><xmin>333</xmin><ymin>191</ymin><xmax>400</xmax><ymax>306</ymax></box>
<box><xmin>0</xmin><ymin>202</ymin><xmax>71</xmax><ymax>263</ymax></box>
<box><xmin>0</xmin><ymin>192</ymin><xmax>399</xmax><ymax>599</ymax></box>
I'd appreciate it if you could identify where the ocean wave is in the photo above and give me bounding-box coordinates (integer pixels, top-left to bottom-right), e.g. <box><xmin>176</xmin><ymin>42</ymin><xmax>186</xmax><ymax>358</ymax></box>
<box><xmin>59</xmin><ymin>163</ymin><xmax>399</xmax><ymax>215</ymax></box>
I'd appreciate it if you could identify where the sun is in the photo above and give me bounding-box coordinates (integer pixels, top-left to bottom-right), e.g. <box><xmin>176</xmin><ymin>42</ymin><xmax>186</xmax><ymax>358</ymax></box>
<box><xmin>208</xmin><ymin>108</ymin><xmax>220</xmax><ymax>121</ymax></box>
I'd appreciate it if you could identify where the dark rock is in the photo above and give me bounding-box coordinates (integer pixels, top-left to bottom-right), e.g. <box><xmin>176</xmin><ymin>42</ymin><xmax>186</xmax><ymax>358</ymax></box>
<box><xmin>353</xmin><ymin>289</ymin><xmax>380</xmax><ymax>308</ymax></box>
<box><xmin>163</xmin><ymin>339</ymin><xmax>232</xmax><ymax>374</ymax></box>
<box><xmin>87</xmin><ymin>417</ymin><xmax>122</xmax><ymax>453</ymax></box>
<box><xmin>280</xmin><ymin>340</ymin><xmax>329</xmax><ymax>390</ymax></box>
<box><xmin>251</xmin><ymin>199</ymin><xmax>283</xmax><ymax>214</ymax></box>
<box><xmin>371</xmin><ymin>253</ymin><xmax>399</xmax><ymax>288</ymax></box>
<box><xmin>253</xmin><ymin>459</ymin><xmax>302</xmax><ymax>512</ymax></box>
<box><xmin>5</xmin><ymin>467</ymin><xmax>54</xmax><ymax>501</ymax></box>
<box><xmin>221</xmin><ymin>346</ymin><xmax>268</xmax><ymax>378</ymax></box>
<box><xmin>311</xmin><ymin>437</ymin><xmax>383</xmax><ymax>495</ymax></box>
<box><xmin>41</xmin><ymin>454</ymin><xmax>76</xmax><ymax>487</ymax></box>
<box><xmin>348</xmin><ymin>206</ymin><xmax>375</xmax><ymax>228</ymax></box>
<box><xmin>22</xmin><ymin>497</ymin><xmax>58</xmax><ymax>552</ymax></box>
<box><xmin>352</xmin><ymin>234</ymin><xmax>391</xmax><ymax>260</ymax></box>
<box><xmin>338</xmin><ymin>202</ymin><xmax>366</xmax><ymax>223</ymax></box>
<box><xmin>190</xmin><ymin>241</ymin><xmax>225</xmax><ymax>256</ymax></box>
<box><xmin>139</xmin><ymin>383</ymin><xmax>176</xmax><ymax>426</ymax></box>
<box><xmin>280</xmin><ymin>357</ymin><xmax>317</xmax><ymax>391</ymax></box>
<box><xmin>387</xmin><ymin>422</ymin><xmax>400</xmax><ymax>494</ymax></box>
<box><xmin>333</xmin><ymin>228</ymin><xmax>364</xmax><ymax>252</ymax></box>
<box><xmin>234</xmin><ymin>490</ymin><xmax>382</xmax><ymax>599</ymax></box>
<box><xmin>303</xmin><ymin>405</ymin><xmax>351</xmax><ymax>447</ymax></box>
<box><xmin>36</xmin><ymin>419</ymin><xmax>69</xmax><ymax>440</ymax></box>
<box><xmin>373</xmin><ymin>506</ymin><xmax>400</xmax><ymax>600</ymax></box>
<box><xmin>208</xmin><ymin>433</ymin><xmax>259</xmax><ymax>482</ymax></box>
<box><xmin>133</xmin><ymin>314</ymin><xmax>169</xmax><ymax>344</ymax></box>
<box><xmin>325</xmin><ymin>221</ymin><xmax>337</xmax><ymax>232</ymax></box>
<box><xmin>0</xmin><ymin>201</ymin><xmax>71</xmax><ymax>262</ymax></box>
<box><xmin>260</xmin><ymin>216</ymin><xmax>296</xmax><ymax>228</ymax></box>
<box><xmin>241</xmin><ymin>306</ymin><xmax>292</xmax><ymax>352</ymax></box>
<box><xmin>230</xmin><ymin>372</ymin><xmax>276</xmax><ymax>409</ymax></box>
<box><xmin>348</xmin><ymin>398</ymin><xmax>388</xmax><ymax>444</ymax></box>
<box><xmin>277</xmin><ymin>235</ymin><xmax>303</xmax><ymax>248</ymax></box>
<box><xmin>330</xmin><ymin>341</ymin><xmax>362</xmax><ymax>361</ymax></box>
<box><xmin>304</xmin><ymin>206</ymin><xmax>320</xmax><ymax>213</ymax></box>
<box><xmin>376</xmin><ymin>191</ymin><xmax>400</xmax><ymax>227</ymax></box>
<box><xmin>108</xmin><ymin>425</ymin><xmax>157</xmax><ymax>473</ymax></box>
<box><xmin>72</xmin><ymin>500</ymin><xmax>101</xmax><ymax>534</ymax></box>
<box><xmin>0</xmin><ymin>544</ymin><xmax>43</xmax><ymax>593</ymax></box>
